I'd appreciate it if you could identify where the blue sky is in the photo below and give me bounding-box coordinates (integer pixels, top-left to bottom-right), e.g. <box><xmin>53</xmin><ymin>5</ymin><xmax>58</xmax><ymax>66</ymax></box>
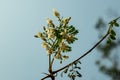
<box><xmin>0</xmin><ymin>0</ymin><xmax>120</xmax><ymax>80</ymax></box>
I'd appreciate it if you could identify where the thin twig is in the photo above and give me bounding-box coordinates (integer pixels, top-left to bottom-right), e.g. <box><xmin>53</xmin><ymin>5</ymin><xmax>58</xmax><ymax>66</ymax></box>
<box><xmin>49</xmin><ymin>54</ymin><xmax>51</xmax><ymax>72</ymax></box>
<box><xmin>41</xmin><ymin>75</ymin><xmax>50</xmax><ymax>80</ymax></box>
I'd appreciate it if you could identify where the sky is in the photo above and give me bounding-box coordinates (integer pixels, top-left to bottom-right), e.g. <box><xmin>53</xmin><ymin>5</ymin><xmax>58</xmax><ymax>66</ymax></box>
<box><xmin>0</xmin><ymin>0</ymin><xmax>120</xmax><ymax>80</ymax></box>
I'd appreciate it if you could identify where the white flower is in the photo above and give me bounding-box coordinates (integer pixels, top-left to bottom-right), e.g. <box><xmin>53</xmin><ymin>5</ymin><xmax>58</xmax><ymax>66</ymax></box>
<box><xmin>52</xmin><ymin>8</ymin><xmax>60</xmax><ymax>17</ymax></box>
<box><xmin>63</xmin><ymin>17</ymin><xmax>71</xmax><ymax>22</ymax></box>
<box><xmin>63</xmin><ymin>18</ymin><xmax>68</xmax><ymax>23</ymax></box>
<box><xmin>41</xmin><ymin>42</ymin><xmax>47</xmax><ymax>48</ymax></box>
<box><xmin>46</xmin><ymin>28</ymin><xmax>54</xmax><ymax>33</ymax></box>
<box><xmin>46</xmin><ymin>48</ymin><xmax>54</xmax><ymax>55</ymax></box>
<box><xmin>59</xmin><ymin>42</ymin><xmax>67</xmax><ymax>51</ymax></box>
<box><xmin>66</xmin><ymin>34</ymin><xmax>74</xmax><ymax>43</ymax></box>
<box><xmin>55</xmin><ymin>51</ymin><xmax>61</xmax><ymax>59</ymax></box>
<box><xmin>60</xmin><ymin>29</ymin><xmax>68</xmax><ymax>39</ymax></box>
<box><xmin>37</xmin><ymin>32</ymin><xmax>44</xmax><ymax>40</ymax></box>
<box><xmin>46</xmin><ymin>18</ymin><xmax>53</xmax><ymax>25</ymax></box>
<box><xmin>60</xmin><ymin>29</ymin><xmax>67</xmax><ymax>35</ymax></box>
<box><xmin>46</xmin><ymin>49</ymin><xmax>52</xmax><ymax>55</ymax></box>
<box><xmin>46</xmin><ymin>27</ymin><xmax>55</xmax><ymax>39</ymax></box>
<box><xmin>48</xmin><ymin>34</ymin><xmax>54</xmax><ymax>39</ymax></box>
<box><xmin>63</xmin><ymin>17</ymin><xmax>71</xmax><ymax>26</ymax></box>
<box><xmin>37</xmin><ymin>32</ymin><xmax>42</xmax><ymax>37</ymax></box>
<box><xmin>46</xmin><ymin>28</ymin><xmax>50</xmax><ymax>33</ymax></box>
<box><xmin>41</xmin><ymin>42</ymin><xmax>49</xmax><ymax>50</ymax></box>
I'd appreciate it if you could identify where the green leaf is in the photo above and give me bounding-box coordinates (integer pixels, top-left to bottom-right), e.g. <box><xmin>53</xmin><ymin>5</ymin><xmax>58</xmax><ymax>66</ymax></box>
<box><xmin>66</xmin><ymin>46</ymin><xmax>72</xmax><ymax>52</ymax></box>
<box><xmin>70</xmin><ymin>30</ymin><xmax>79</xmax><ymax>35</ymax></box>
<box><xmin>34</xmin><ymin>35</ymin><xmax>39</xmax><ymax>38</ymax></box>
<box><xmin>68</xmin><ymin>73</ymin><xmax>72</xmax><ymax>78</ymax></box>
<box><xmin>75</xmin><ymin>67</ymin><xmax>81</xmax><ymax>70</ymax></box>
<box><xmin>64</xmin><ymin>68</ymin><xmax>68</xmax><ymax>73</ymax></box>
<box><xmin>106</xmin><ymin>38</ymin><xmax>111</xmax><ymax>44</ymax></box>
<box><xmin>61</xmin><ymin>72</ymin><xmax>63</xmax><ymax>77</ymax></box>
<box><xmin>70</xmin><ymin>69</ymin><xmax>73</xmax><ymax>72</ymax></box>
<box><xmin>110</xmin><ymin>35</ymin><xmax>116</xmax><ymax>40</ymax></box>
<box><xmin>110</xmin><ymin>30</ymin><xmax>116</xmax><ymax>36</ymax></box>
<box><xmin>60</xmin><ymin>60</ymin><xmax>62</xmax><ymax>64</ymax></box>
<box><xmin>76</xmin><ymin>71</ymin><xmax>82</xmax><ymax>77</ymax></box>
<box><xmin>54</xmin><ymin>30</ymin><xmax>61</xmax><ymax>39</ymax></box>
<box><xmin>43</xmin><ymin>26</ymin><xmax>46</xmax><ymax>31</ymax></box>
<box><xmin>74</xmin><ymin>61</ymin><xmax>77</xmax><ymax>66</ymax></box>
<box><xmin>100</xmin><ymin>66</ymin><xmax>106</xmax><ymax>71</ymax></box>
<box><xmin>95</xmin><ymin>60</ymin><xmax>100</xmax><ymax>65</ymax></box>
<box><xmin>114</xmin><ymin>22</ymin><xmax>119</xmax><ymax>27</ymax></box>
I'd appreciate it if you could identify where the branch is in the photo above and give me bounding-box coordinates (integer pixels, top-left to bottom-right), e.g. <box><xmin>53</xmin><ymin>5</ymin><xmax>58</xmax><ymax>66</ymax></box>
<box><xmin>53</xmin><ymin>32</ymin><xmax>109</xmax><ymax>74</ymax></box>
<box><xmin>41</xmin><ymin>28</ymin><xmax>110</xmax><ymax>80</ymax></box>
<box><xmin>41</xmin><ymin>75</ymin><xmax>50</xmax><ymax>80</ymax></box>
<box><xmin>41</xmin><ymin>17</ymin><xmax>120</xmax><ymax>80</ymax></box>
<box><xmin>52</xmin><ymin>17</ymin><xmax>120</xmax><ymax>74</ymax></box>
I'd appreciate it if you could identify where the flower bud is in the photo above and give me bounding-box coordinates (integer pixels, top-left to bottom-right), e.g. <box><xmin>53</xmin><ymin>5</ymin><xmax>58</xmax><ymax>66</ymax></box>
<box><xmin>41</xmin><ymin>42</ymin><xmax>47</xmax><ymax>48</ymax></box>
<box><xmin>63</xmin><ymin>55</ymin><xmax>69</xmax><ymax>59</ymax></box>
<box><xmin>46</xmin><ymin>50</ymin><xmax>52</xmax><ymax>55</ymax></box>
<box><xmin>48</xmin><ymin>34</ymin><xmax>54</xmax><ymax>39</ymax></box>
<box><xmin>46</xmin><ymin>28</ymin><xmax>54</xmax><ymax>33</ymax></box>
<box><xmin>46</xmin><ymin>18</ymin><xmax>53</xmax><ymax>25</ymax></box>
<box><xmin>59</xmin><ymin>42</ymin><xmax>67</xmax><ymax>51</ymax></box>
<box><xmin>63</xmin><ymin>17</ymin><xmax>71</xmax><ymax>26</ymax></box>
<box><xmin>55</xmin><ymin>51</ymin><xmax>61</xmax><ymax>59</ymax></box>
<box><xmin>37</xmin><ymin>32</ymin><xmax>43</xmax><ymax>38</ymax></box>
<box><xmin>52</xmin><ymin>8</ymin><xmax>60</xmax><ymax>17</ymax></box>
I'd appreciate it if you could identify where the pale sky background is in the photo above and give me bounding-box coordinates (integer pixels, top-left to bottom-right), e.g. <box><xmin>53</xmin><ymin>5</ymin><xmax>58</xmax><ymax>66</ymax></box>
<box><xmin>0</xmin><ymin>0</ymin><xmax>120</xmax><ymax>80</ymax></box>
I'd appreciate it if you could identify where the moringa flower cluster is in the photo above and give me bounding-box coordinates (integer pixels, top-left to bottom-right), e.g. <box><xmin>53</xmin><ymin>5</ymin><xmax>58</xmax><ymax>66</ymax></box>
<box><xmin>35</xmin><ymin>9</ymin><xmax>78</xmax><ymax>61</ymax></box>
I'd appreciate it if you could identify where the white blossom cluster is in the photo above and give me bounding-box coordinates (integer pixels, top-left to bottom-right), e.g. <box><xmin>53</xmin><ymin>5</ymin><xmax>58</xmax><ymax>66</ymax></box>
<box><xmin>35</xmin><ymin>9</ymin><xmax>78</xmax><ymax>61</ymax></box>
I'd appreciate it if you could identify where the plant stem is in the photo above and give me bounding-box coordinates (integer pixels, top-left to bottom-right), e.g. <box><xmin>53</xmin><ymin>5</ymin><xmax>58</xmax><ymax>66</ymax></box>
<box><xmin>49</xmin><ymin>54</ymin><xmax>52</xmax><ymax>73</ymax></box>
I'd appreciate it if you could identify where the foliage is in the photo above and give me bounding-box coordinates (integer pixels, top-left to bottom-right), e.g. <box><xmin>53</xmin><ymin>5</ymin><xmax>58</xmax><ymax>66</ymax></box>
<box><xmin>61</xmin><ymin>61</ymin><xmax>82</xmax><ymax>80</ymax></box>
<box><xmin>95</xmin><ymin>17</ymin><xmax>120</xmax><ymax>80</ymax></box>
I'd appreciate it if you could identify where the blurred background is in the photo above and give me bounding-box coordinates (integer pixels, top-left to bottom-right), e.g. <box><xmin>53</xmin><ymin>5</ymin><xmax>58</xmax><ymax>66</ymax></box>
<box><xmin>0</xmin><ymin>0</ymin><xmax>120</xmax><ymax>80</ymax></box>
